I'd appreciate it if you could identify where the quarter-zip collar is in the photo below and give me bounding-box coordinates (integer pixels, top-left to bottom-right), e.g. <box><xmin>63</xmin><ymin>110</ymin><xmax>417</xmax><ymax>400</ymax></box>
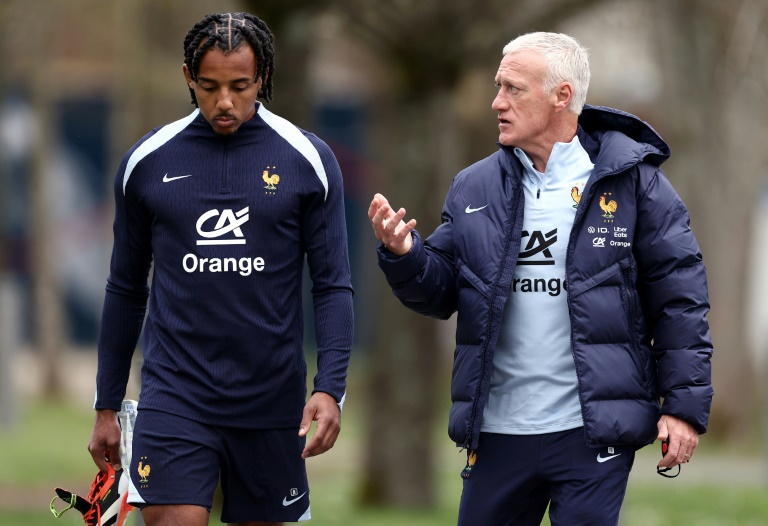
<box><xmin>191</xmin><ymin>102</ymin><xmax>262</xmax><ymax>139</ymax></box>
<box><xmin>512</xmin><ymin>134</ymin><xmax>594</xmax><ymax>188</ymax></box>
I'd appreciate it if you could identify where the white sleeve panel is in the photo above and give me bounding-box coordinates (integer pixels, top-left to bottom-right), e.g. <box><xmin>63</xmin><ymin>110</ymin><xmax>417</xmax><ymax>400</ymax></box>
<box><xmin>257</xmin><ymin>104</ymin><xmax>329</xmax><ymax>200</ymax></box>
<box><xmin>123</xmin><ymin>110</ymin><xmax>200</xmax><ymax>195</ymax></box>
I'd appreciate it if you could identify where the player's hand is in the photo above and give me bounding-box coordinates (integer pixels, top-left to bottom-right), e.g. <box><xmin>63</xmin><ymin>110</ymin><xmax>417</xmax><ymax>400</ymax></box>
<box><xmin>368</xmin><ymin>193</ymin><xmax>417</xmax><ymax>256</ymax></box>
<box><xmin>657</xmin><ymin>414</ymin><xmax>698</xmax><ymax>469</ymax></box>
<box><xmin>88</xmin><ymin>409</ymin><xmax>122</xmax><ymax>472</ymax></box>
<box><xmin>299</xmin><ymin>392</ymin><xmax>341</xmax><ymax>459</ymax></box>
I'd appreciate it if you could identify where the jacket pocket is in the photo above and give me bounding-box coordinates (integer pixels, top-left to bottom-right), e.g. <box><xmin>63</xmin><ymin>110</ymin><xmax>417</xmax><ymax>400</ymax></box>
<box><xmin>568</xmin><ymin>259</ymin><xmax>625</xmax><ymax>299</ymax></box>
<box><xmin>570</xmin><ymin>257</ymin><xmax>645</xmax><ymax>378</ymax></box>
<box><xmin>456</xmin><ymin>258</ymin><xmax>490</xmax><ymax>300</ymax></box>
<box><xmin>619</xmin><ymin>259</ymin><xmax>643</xmax><ymax>376</ymax></box>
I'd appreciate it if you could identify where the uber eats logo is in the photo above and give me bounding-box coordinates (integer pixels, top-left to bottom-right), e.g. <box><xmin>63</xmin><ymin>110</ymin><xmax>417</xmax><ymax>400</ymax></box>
<box><xmin>183</xmin><ymin>207</ymin><xmax>266</xmax><ymax>276</ymax></box>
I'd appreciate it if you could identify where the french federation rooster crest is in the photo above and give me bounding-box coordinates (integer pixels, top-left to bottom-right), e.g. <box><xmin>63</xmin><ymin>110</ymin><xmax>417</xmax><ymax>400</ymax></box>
<box><xmin>263</xmin><ymin>169</ymin><xmax>280</xmax><ymax>190</ymax></box>
<box><xmin>50</xmin><ymin>454</ymin><xmax>134</xmax><ymax>526</ymax></box>
<box><xmin>571</xmin><ymin>186</ymin><xmax>582</xmax><ymax>209</ymax></box>
<box><xmin>138</xmin><ymin>460</ymin><xmax>151</xmax><ymax>483</ymax></box>
<box><xmin>599</xmin><ymin>193</ymin><xmax>618</xmax><ymax>218</ymax></box>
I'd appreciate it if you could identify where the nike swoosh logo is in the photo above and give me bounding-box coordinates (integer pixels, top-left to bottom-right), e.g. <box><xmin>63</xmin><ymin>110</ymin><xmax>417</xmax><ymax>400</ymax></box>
<box><xmin>465</xmin><ymin>204</ymin><xmax>489</xmax><ymax>214</ymax></box>
<box><xmin>282</xmin><ymin>492</ymin><xmax>306</xmax><ymax>506</ymax></box>
<box><xmin>162</xmin><ymin>174</ymin><xmax>193</xmax><ymax>183</ymax></box>
<box><xmin>596</xmin><ymin>453</ymin><xmax>622</xmax><ymax>463</ymax></box>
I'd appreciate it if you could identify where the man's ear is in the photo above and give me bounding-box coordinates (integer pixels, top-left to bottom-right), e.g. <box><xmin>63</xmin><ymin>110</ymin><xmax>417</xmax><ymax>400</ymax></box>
<box><xmin>553</xmin><ymin>81</ymin><xmax>573</xmax><ymax>113</ymax></box>
<box><xmin>182</xmin><ymin>63</ymin><xmax>194</xmax><ymax>87</ymax></box>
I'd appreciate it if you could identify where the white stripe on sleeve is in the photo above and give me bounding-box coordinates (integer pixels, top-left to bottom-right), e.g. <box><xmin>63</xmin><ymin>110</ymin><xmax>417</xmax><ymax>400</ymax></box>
<box><xmin>257</xmin><ymin>104</ymin><xmax>329</xmax><ymax>200</ymax></box>
<box><xmin>123</xmin><ymin>109</ymin><xmax>199</xmax><ymax>195</ymax></box>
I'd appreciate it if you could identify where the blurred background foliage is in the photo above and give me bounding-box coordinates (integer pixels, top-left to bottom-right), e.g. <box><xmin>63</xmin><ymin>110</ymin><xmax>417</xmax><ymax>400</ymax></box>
<box><xmin>0</xmin><ymin>0</ymin><xmax>766</xmax><ymax>524</ymax></box>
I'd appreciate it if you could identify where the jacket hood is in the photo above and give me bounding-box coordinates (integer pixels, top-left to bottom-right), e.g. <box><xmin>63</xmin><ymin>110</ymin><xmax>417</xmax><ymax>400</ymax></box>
<box><xmin>579</xmin><ymin>105</ymin><xmax>670</xmax><ymax>172</ymax></box>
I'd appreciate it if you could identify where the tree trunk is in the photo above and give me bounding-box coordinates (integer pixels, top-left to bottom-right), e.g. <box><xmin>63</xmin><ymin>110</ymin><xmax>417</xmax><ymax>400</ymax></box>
<box><xmin>652</xmin><ymin>0</ymin><xmax>766</xmax><ymax>439</ymax></box>
<box><xmin>29</xmin><ymin>4</ymin><xmax>65</xmax><ymax>399</ymax></box>
<box><xmin>360</xmin><ymin>92</ymin><xmax>460</xmax><ymax>507</ymax></box>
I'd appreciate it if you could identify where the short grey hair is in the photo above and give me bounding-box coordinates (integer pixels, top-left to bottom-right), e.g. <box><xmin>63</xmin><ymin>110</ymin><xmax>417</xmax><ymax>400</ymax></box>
<box><xmin>503</xmin><ymin>32</ymin><xmax>590</xmax><ymax>115</ymax></box>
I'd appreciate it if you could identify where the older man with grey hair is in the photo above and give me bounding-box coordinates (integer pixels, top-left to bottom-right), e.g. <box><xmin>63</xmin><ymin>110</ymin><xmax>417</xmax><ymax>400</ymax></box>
<box><xmin>369</xmin><ymin>32</ymin><xmax>712</xmax><ymax>525</ymax></box>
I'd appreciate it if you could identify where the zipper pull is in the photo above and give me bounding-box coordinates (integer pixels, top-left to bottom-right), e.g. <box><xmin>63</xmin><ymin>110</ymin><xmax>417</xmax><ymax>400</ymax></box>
<box><xmin>537</xmin><ymin>188</ymin><xmax>541</xmax><ymax>199</ymax></box>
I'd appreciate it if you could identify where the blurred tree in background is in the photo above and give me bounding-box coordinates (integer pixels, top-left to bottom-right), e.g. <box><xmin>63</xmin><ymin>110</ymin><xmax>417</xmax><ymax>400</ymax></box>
<box><xmin>650</xmin><ymin>0</ymin><xmax>768</xmax><ymax>441</ymax></box>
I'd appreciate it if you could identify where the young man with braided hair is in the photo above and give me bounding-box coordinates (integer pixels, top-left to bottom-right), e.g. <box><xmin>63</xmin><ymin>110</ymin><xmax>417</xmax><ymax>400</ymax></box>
<box><xmin>88</xmin><ymin>12</ymin><xmax>353</xmax><ymax>526</ymax></box>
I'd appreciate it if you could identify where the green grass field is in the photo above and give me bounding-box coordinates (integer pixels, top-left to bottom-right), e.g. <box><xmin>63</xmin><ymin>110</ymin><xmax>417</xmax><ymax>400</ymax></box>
<box><xmin>2</xmin><ymin>399</ymin><xmax>767</xmax><ymax>526</ymax></box>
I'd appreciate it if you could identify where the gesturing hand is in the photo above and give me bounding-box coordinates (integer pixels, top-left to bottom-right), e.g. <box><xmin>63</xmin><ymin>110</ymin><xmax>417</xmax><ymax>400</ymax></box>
<box><xmin>368</xmin><ymin>193</ymin><xmax>417</xmax><ymax>256</ymax></box>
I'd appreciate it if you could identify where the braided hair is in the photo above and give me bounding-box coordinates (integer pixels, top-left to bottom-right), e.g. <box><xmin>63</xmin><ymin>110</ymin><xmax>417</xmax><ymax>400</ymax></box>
<box><xmin>183</xmin><ymin>12</ymin><xmax>275</xmax><ymax>106</ymax></box>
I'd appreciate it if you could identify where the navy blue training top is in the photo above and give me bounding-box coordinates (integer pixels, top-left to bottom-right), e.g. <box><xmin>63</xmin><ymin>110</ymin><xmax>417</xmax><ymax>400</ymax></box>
<box><xmin>95</xmin><ymin>103</ymin><xmax>354</xmax><ymax>428</ymax></box>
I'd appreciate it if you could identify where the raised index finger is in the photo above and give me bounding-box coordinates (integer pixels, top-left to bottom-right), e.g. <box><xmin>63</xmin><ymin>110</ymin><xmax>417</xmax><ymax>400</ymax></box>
<box><xmin>368</xmin><ymin>196</ymin><xmax>381</xmax><ymax>220</ymax></box>
<box><xmin>368</xmin><ymin>193</ymin><xmax>390</xmax><ymax>218</ymax></box>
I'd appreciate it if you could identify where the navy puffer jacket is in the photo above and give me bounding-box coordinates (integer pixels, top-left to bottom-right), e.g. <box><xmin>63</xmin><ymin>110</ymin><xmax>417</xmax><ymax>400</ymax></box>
<box><xmin>377</xmin><ymin>105</ymin><xmax>713</xmax><ymax>451</ymax></box>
